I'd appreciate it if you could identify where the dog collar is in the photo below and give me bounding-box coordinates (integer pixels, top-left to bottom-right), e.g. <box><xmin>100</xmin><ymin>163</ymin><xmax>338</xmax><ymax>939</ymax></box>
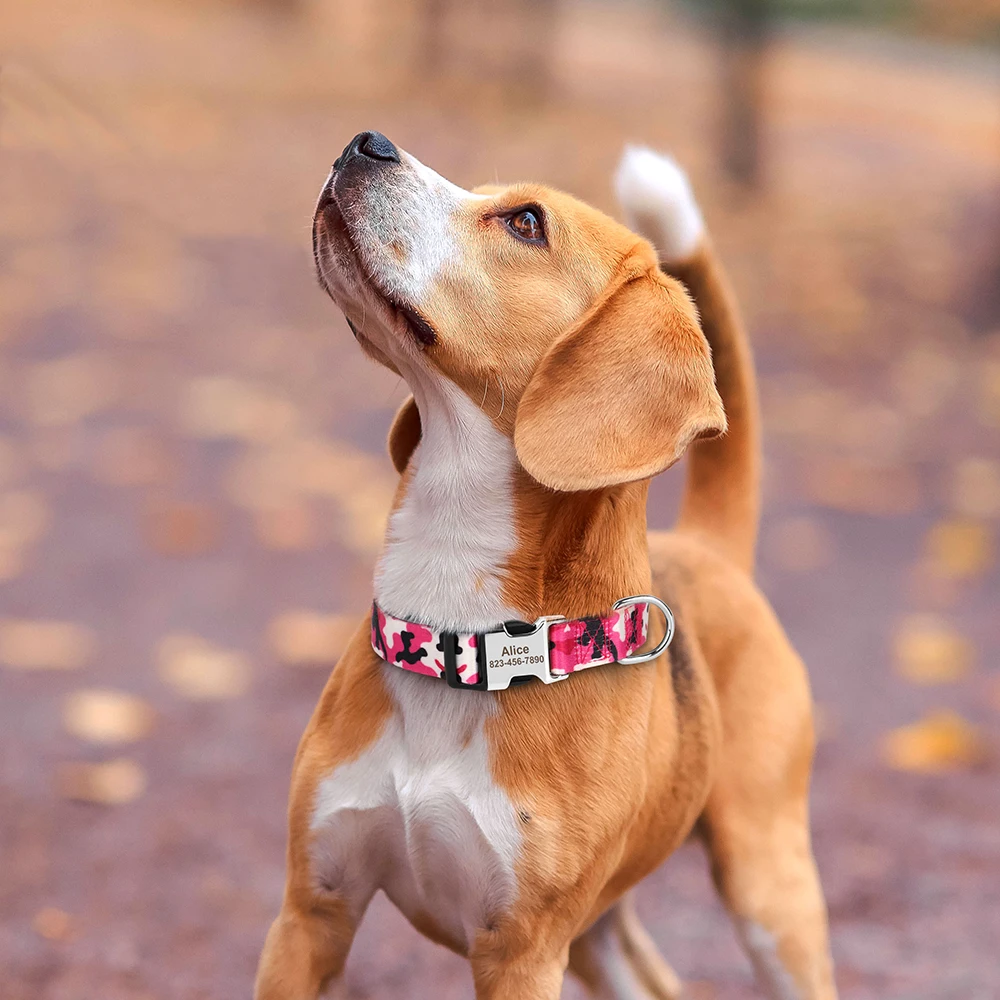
<box><xmin>370</xmin><ymin>596</ymin><xmax>674</xmax><ymax>692</ymax></box>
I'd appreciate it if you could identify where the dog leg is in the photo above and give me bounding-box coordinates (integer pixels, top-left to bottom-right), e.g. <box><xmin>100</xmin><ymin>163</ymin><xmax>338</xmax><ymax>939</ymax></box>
<box><xmin>700</xmin><ymin>724</ymin><xmax>837</xmax><ymax>999</ymax></box>
<box><xmin>254</xmin><ymin>894</ymin><xmax>362</xmax><ymax>1000</ymax></box>
<box><xmin>705</xmin><ymin>822</ymin><xmax>835</xmax><ymax>1000</ymax></box>
<box><xmin>470</xmin><ymin>945</ymin><xmax>567</xmax><ymax>1000</ymax></box>
<box><xmin>568</xmin><ymin>897</ymin><xmax>683</xmax><ymax>1000</ymax></box>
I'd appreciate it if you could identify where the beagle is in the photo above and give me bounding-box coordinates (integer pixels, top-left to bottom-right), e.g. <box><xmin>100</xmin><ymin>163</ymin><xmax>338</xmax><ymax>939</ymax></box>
<box><xmin>255</xmin><ymin>131</ymin><xmax>837</xmax><ymax>1000</ymax></box>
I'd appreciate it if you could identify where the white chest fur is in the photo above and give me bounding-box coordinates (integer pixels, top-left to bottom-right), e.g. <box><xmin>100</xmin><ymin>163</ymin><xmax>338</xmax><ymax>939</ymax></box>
<box><xmin>310</xmin><ymin>672</ymin><xmax>522</xmax><ymax>948</ymax></box>
<box><xmin>310</xmin><ymin>377</ymin><xmax>524</xmax><ymax>948</ymax></box>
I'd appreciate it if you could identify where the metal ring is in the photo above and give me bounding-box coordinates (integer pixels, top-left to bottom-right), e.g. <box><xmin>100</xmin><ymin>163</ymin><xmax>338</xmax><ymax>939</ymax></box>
<box><xmin>612</xmin><ymin>595</ymin><xmax>675</xmax><ymax>665</ymax></box>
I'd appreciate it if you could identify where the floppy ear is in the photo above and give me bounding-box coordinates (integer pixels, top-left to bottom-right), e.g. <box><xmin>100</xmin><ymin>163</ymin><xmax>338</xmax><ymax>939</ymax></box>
<box><xmin>387</xmin><ymin>396</ymin><xmax>421</xmax><ymax>474</ymax></box>
<box><xmin>514</xmin><ymin>270</ymin><xmax>725</xmax><ymax>492</ymax></box>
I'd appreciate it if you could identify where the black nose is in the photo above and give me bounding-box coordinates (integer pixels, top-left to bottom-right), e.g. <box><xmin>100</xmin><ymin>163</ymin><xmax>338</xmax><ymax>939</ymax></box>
<box><xmin>359</xmin><ymin>131</ymin><xmax>400</xmax><ymax>162</ymax></box>
<box><xmin>334</xmin><ymin>131</ymin><xmax>400</xmax><ymax>170</ymax></box>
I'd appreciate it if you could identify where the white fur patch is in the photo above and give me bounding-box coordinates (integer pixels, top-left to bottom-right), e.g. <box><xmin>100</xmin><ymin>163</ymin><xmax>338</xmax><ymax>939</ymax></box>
<box><xmin>362</xmin><ymin>152</ymin><xmax>486</xmax><ymax>308</ymax></box>
<box><xmin>376</xmin><ymin>375</ymin><xmax>521</xmax><ymax>632</ymax></box>
<box><xmin>614</xmin><ymin>146</ymin><xmax>704</xmax><ymax>263</ymax></box>
<box><xmin>310</xmin><ymin>667</ymin><xmax>522</xmax><ymax>949</ymax></box>
<box><xmin>736</xmin><ymin>919</ymin><xmax>803</xmax><ymax>1000</ymax></box>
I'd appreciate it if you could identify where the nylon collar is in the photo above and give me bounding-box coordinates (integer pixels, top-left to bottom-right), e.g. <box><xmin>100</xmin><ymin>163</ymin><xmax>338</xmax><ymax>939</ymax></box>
<box><xmin>370</xmin><ymin>596</ymin><xmax>674</xmax><ymax>691</ymax></box>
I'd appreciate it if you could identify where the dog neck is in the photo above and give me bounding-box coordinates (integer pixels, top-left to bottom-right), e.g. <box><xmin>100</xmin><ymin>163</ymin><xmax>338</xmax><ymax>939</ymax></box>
<box><xmin>375</xmin><ymin>377</ymin><xmax>522</xmax><ymax>632</ymax></box>
<box><xmin>505</xmin><ymin>473</ymin><xmax>653</xmax><ymax>624</ymax></box>
<box><xmin>375</xmin><ymin>377</ymin><xmax>653</xmax><ymax>633</ymax></box>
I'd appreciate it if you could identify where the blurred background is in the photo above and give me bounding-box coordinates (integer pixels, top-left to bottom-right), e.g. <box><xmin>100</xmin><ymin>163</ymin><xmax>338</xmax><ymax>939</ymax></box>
<box><xmin>1</xmin><ymin>0</ymin><xmax>999</xmax><ymax>997</ymax></box>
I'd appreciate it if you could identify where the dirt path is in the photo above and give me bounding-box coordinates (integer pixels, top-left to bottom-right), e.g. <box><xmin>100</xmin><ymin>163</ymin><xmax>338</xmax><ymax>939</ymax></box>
<box><xmin>1</xmin><ymin>2</ymin><xmax>998</xmax><ymax>997</ymax></box>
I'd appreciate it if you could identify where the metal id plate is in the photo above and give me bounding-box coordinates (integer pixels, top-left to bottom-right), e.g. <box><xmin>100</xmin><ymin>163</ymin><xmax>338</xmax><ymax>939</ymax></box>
<box><xmin>481</xmin><ymin>622</ymin><xmax>563</xmax><ymax>691</ymax></box>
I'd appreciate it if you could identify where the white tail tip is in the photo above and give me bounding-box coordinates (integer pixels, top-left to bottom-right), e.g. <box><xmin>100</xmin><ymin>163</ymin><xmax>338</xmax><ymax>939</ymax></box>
<box><xmin>614</xmin><ymin>146</ymin><xmax>704</xmax><ymax>263</ymax></box>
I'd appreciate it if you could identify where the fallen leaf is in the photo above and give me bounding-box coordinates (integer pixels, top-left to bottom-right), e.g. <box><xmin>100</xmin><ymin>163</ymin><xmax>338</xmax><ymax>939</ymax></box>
<box><xmin>0</xmin><ymin>620</ymin><xmax>96</xmax><ymax>671</ymax></box>
<box><xmin>0</xmin><ymin>488</ymin><xmax>50</xmax><ymax>582</ymax></box>
<box><xmin>0</xmin><ymin>544</ymin><xmax>25</xmax><ymax>582</ymax></box>
<box><xmin>145</xmin><ymin>501</ymin><xmax>220</xmax><ymax>556</ymax></box>
<box><xmin>24</xmin><ymin>352</ymin><xmax>118</xmax><ymax>427</ymax></box>
<box><xmin>253</xmin><ymin>500</ymin><xmax>316</xmax><ymax>551</ymax></box>
<box><xmin>92</xmin><ymin>226</ymin><xmax>201</xmax><ymax>335</ymax></box>
<box><xmin>268</xmin><ymin>611</ymin><xmax>357</xmax><ymax>666</ymax></box>
<box><xmin>6</xmin><ymin>245</ymin><xmax>81</xmax><ymax>308</ymax></box>
<box><xmin>768</xmin><ymin>516</ymin><xmax>834</xmax><ymax>573</ymax></box>
<box><xmin>157</xmin><ymin>634</ymin><xmax>250</xmax><ymax>700</ymax></box>
<box><xmin>63</xmin><ymin>689</ymin><xmax>155</xmax><ymax>744</ymax></box>
<box><xmin>57</xmin><ymin>758</ymin><xmax>147</xmax><ymax>805</ymax></box>
<box><xmin>834</xmin><ymin>403</ymin><xmax>905</xmax><ymax>461</ymax></box>
<box><xmin>682</xmin><ymin>982</ymin><xmax>717</xmax><ymax>1000</ymax></box>
<box><xmin>881</xmin><ymin>711</ymin><xmax>986</xmax><ymax>773</ymax></box>
<box><xmin>949</xmin><ymin>458</ymin><xmax>1000</xmax><ymax>519</ymax></box>
<box><xmin>223</xmin><ymin>438</ymin><xmax>394</xmax><ymax>550</ymax></box>
<box><xmin>0</xmin><ymin>489</ymin><xmax>50</xmax><ymax>548</ymax></box>
<box><xmin>801</xmin><ymin>457</ymin><xmax>921</xmax><ymax>516</ymax></box>
<box><xmin>923</xmin><ymin>518</ymin><xmax>994</xmax><ymax>580</ymax></box>
<box><xmin>222</xmin><ymin>447</ymin><xmax>299</xmax><ymax>511</ymax></box>
<box><xmin>335</xmin><ymin>481</ymin><xmax>396</xmax><ymax>552</ymax></box>
<box><xmin>892</xmin><ymin>615</ymin><xmax>974</xmax><ymax>684</ymax></box>
<box><xmin>95</xmin><ymin>427</ymin><xmax>175</xmax><ymax>487</ymax></box>
<box><xmin>32</xmin><ymin>907</ymin><xmax>74</xmax><ymax>942</ymax></box>
<box><xmin>179</xmin><ymin>376</ymin><xmax>299</xmax><ymax>444</ymax></box>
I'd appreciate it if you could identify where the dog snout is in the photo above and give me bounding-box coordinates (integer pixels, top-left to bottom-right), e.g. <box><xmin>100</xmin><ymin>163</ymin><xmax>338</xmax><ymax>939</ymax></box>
<box><xmin>318</xmin><ymin>130</ymin><xmax>400</xmax><ymax>220</ymax></box>
<box><xmin>334</xmin><ymin>131</ymin><xmax>401</xmax><ymax>171</ymax></box>
<box><xmin>316</xmin><ymin>177</ymin><xmax>335</xmax><ymax>213</ymax></box>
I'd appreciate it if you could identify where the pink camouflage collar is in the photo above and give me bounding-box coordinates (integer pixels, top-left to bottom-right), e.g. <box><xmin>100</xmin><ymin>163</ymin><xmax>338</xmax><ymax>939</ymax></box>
<box><xmin>370</xmin><ymin>596</ymin><xmax>674</xmax><ymax>692</ymax></box>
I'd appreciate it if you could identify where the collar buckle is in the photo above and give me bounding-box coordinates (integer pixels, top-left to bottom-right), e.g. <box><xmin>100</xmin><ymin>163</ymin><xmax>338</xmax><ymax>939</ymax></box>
<box><xmin>478</xmin><ymin>615</ymin><xmax>567</xmax><ymax>692</ymax></box>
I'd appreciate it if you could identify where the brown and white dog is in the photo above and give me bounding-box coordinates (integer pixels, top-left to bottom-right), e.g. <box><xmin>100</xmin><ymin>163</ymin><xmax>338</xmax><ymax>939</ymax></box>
<box><xmin>255</xmin><ymin>131</ymin><xmax>837</xmax><ymax>1000</ymax></box>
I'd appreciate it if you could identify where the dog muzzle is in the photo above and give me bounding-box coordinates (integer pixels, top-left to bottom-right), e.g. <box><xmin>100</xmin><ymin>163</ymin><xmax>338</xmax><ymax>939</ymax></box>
<box><xmin>370</xmin><ymin>596</ymin><xmax>675</xmax><ymax>692</ymax></box>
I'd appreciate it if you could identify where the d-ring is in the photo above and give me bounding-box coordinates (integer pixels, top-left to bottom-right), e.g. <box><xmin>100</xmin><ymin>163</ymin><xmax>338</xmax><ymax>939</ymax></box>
<box><xmin>613</xmin><ymin>595</ymin><xmax>675</xmax><ymax>665</ymax></box>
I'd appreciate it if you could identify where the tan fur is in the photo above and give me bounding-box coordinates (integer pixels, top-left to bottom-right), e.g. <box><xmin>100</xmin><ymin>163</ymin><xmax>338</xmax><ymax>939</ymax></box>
<box><xmin>673</xmin><ymin>243</ymin><xmax>761</xmax><ymax>573</ymax></box>
<box><xmin>515</xmin><ymin>261</ymin><xmax>724</xmax><ymax>492</ymax></box>
<box><xmin>386</xmin><ymin>395</ymin><xmax>421</xmax><ymax>474</ymax></box>
<box><xmin>256</xmin><ymin>144</ymin><xmax>836</xmax><ymax>1000</ymax></box>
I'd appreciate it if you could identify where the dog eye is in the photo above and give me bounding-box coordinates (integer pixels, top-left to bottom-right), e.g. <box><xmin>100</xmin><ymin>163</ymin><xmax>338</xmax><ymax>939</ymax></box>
<box><xmin>504</xmin><ymin>208</ymin><xmax>546</xmax><ymax>245</ymax></box>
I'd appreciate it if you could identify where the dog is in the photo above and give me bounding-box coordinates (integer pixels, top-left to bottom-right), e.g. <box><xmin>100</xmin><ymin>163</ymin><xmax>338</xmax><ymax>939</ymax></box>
<box><xmin>254</xmin><ymin>131</ymin><xmax>837</xmax><ymax>1000</ymax></box>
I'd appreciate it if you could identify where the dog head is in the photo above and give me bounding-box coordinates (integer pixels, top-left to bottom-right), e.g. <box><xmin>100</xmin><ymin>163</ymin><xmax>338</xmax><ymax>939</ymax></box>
<box><xmin>313</xmin><ymin>131</ymin><xmax>725</xmax><ymax>492</ymax></box>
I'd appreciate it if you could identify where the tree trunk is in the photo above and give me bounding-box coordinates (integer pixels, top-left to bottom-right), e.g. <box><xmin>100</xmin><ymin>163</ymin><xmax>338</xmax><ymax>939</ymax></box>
<box><xmin>717</xmin><ymin>0</ymin><xmax>772</xmax><ymax>188</ymax></box>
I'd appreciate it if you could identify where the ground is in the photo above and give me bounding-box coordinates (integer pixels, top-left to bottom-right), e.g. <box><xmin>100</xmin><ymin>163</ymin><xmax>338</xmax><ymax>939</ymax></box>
<box><xmin>0</xmin><ymin>1</ymin><xmax>999</xmax><ymax>997</ymax></box>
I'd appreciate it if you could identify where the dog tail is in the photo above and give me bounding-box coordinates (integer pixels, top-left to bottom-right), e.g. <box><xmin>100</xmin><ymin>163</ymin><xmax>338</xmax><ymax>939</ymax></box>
<box><xmin>615</xmin><ymin>146</ymin><xmax>760</xmax><ymax>572</ymax></box>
